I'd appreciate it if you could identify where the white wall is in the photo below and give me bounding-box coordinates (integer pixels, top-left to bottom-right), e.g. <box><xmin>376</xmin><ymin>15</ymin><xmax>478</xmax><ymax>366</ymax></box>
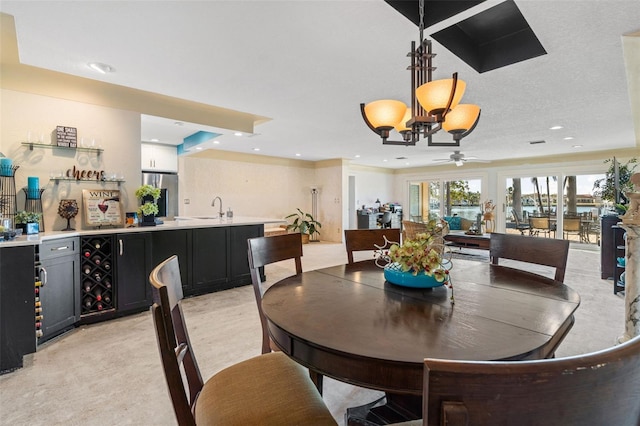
<box><xmin>0</xmin><ymin>89</ymin><xmax>141</xmax><ymax>231</ymax></box>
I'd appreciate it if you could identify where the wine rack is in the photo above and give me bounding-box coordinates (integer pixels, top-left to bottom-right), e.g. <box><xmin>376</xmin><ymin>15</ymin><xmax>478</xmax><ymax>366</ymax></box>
<box><xmin>80</xmin><ymin>236</ymin><xmax>115</xmax><ymax>316</ymax></box>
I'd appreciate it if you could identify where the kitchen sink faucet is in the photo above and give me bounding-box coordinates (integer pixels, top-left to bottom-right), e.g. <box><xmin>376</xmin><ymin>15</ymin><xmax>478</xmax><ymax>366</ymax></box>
<box><xmin>211</xmin><ymin>196</ymin><xmax>223</xmax><ymax>218</ymax></box>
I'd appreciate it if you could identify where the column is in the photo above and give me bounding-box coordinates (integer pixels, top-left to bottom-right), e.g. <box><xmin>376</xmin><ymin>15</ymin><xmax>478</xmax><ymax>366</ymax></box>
<box><xmin>619</xmin><ymin>224</ymin><xmax>640</xmax><ymax>343</ymax></box>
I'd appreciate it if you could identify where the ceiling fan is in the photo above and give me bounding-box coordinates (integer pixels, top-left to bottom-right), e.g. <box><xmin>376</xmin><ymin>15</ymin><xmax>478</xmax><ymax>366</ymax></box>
<box><xmin>432</xmin><ymin>150</ymin><xmax>489</xmax><ymax>167</ymax></box>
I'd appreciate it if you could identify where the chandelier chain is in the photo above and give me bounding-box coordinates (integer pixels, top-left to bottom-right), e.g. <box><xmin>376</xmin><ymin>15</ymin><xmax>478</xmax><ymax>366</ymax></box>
<box><xmin>419</xmin><ymin>0</ymin><xmax>425</xmax><ymax>41</ymax></box>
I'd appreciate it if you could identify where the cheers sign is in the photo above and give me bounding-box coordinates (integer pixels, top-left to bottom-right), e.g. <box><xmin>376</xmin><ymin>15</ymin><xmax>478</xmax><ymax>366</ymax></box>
<box><xmin>66</xmin><ymin>165</ymin><xmax>105</xmax><ymax>181</ymax></box>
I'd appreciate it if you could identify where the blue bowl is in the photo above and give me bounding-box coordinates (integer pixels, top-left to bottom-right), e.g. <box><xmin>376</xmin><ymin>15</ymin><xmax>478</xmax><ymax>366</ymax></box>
<box><xmin>383</xmin><ymin>262</ymin><xmax>450</xmax><ymax>289</ymax></box>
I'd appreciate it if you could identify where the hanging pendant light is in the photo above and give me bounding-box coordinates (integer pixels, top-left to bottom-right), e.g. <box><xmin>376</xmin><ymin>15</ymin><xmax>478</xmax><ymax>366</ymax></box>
<box><xmin>360</xmin><ymin>0</ymin><xmax>480</xmax><ymax>147</ymax></box>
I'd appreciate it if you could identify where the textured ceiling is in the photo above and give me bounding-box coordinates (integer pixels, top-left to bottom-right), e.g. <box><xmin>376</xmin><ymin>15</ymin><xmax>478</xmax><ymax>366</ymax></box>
<box><xmin>1</xmin><ymin>0</ymin><xmax>639</xmax><ymax>169</ymax></box>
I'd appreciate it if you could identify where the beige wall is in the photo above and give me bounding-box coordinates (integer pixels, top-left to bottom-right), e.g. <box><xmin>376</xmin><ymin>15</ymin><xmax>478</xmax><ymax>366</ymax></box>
<box><xmin>0</xmin><ymin>89</ymin><xmax>141</xmax><ymax>231</ymax></box>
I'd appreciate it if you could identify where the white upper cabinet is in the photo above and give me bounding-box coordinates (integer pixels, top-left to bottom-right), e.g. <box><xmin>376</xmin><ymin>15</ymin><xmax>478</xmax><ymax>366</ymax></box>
<box><xmin>141</xmin><ymin>143</ymin><xmax>178</xmax><ymax>172</ymax></box>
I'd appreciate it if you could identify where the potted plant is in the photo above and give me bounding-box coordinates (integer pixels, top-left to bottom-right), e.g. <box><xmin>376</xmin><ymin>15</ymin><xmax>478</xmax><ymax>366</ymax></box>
<box><xmin>593</xmin><ymin>157</ymin><xmax>638</xmax><ymax>214</ymax></box>
<box><xmin>285</xmin><ymin>208</ymin><xmax>321</xmax><ymax>244</ymax></box>
<box><xmin>15</xmin><ymin>210</ymin><xmax>42</xmax><ymax>234</ymax></box>
<box><xmin>135</xmin><ymin>184</ymin><xmax>161</xmax><ymax>226</ymax></box>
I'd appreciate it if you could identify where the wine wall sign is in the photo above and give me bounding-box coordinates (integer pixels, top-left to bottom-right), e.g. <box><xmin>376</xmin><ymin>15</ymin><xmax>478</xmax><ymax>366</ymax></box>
<box><xmin>82</xmin><ymin>189</ymin><xmax>123</xmax><ymax>227</ymax></box>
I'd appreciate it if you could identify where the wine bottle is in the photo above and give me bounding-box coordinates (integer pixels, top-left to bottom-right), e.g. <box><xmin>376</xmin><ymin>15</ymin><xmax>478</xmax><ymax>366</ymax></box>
<box><xmin>35</xmin><ymin>300</ymin><xmax>41</xmax><ymax>307</ymax></box>
<box><xmin>34</xmin><ymin>315</ymin><xmax>43</xmax><ymax>321</ymax></box>
<box><xmin>35</xmin><ymin>307</ymin><xmax>43</xmax><ymax>314</ymax></box>
<box><xmin>94</xmin><ymin>289</ymin><xmax>102</xmax><ymax>301</ymax></box>
<box><xmin>103</xmin><ymin>279</ymin><xmax>112</xmax><ymax>289</ymax></box>
<box><xmin>83</xmin><ymin>250</ymin><xmax>91</xmax><ymax>258</ymax></box>
<box><xmin>102</xmin><ymin>261</ymin><xmax>111</xmax><ymax>270</ymax></box>
<box><xmin>93</xmin><ymin>272</ymin><xmax>102</xmax><ymax>282</ymax></box>
<box><xmin>83</xmin><ymin>298</ymin><xmax>92</xmax><ymax>308</ymax></box>
<box><xmin>35</xmin><ymin>329</ymin><xmax>43</xmax><ymax>338</ymax></box>
<box><xmin>83</xmin><ymin>265</ymin><xmax>92</xmax><ymax>275</ymax></box>
<box><xmin>103</xmin><ymin>293</ymin><xmax>111</xmax><ymax>304</ymax></box>
<box><xmin>92</xmin><ymin>240</ymin><xmax>101</xmax><ymax>249</ymax></box>
<box><xmin>96</xmin><ymin>303</ymin><xmax>103</xmax><ymax>311</ymax></box>
<box><xmin>83</xmin><ymin>281</ymin><xmax>92</xmax><ymax>292</ymax></box>
<box><xmin>92</xmin><ymin>255</ymin><xmax>101</xmax><ymax>265</ymax></box>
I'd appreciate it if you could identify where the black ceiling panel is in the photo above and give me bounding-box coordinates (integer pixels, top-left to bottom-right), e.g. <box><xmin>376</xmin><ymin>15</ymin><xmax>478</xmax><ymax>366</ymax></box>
<box><xmin>385</xmin><ymin>0</ymin><xmax>485</xmax><ymax>28</ymax></box>
<box><xmin>384</xmin><ymin>0</ymin><xmax>547</xmax><ymax>73</ymax></box>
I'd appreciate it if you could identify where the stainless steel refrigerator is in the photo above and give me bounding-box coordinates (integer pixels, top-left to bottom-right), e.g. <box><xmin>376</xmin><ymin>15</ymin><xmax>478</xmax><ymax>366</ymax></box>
<box><xmin>141</xmin><ymin>172</ymin><xmax>178</xmax><ymax>220</ymax></box>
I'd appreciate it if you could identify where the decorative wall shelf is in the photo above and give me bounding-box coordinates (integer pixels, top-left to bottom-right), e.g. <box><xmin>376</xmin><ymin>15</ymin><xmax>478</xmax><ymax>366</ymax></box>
<box><xmin>21</xmin><ymin>142</ymin><xmax>103</xmax><ymax>155</ymax></box>
<box><xmin>51</xmin><ymin>177</ymin><xmax>124</xmax><ymax>185</ymax></box>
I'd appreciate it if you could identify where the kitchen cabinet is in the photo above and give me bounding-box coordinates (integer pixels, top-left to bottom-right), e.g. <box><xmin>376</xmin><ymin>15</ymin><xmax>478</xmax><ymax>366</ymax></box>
<box><xmin>116</xmin><ymin>232</ymin><xmax>153</xmax><ymax>313</ymax></box>
<box><xmin>38</xmin><ymin>237</ymin><xmax>80</xmax><ymax>342</ymax></box>
<box><xmin>152</xmin><ymin>229</ymin><xmax>191</xmax><ymax>293</ymax></box>
<box><xmin>229</xmin><ymin>225</ymin><xmax>262</xmax><ymax>284</ymax></box>
<box><xmin>0</xmin><ymin>245</ymin><xmax>36</xmax><ymax>373</ymax></box>
<box><xmin>141</xmin><ymin>143</ymin><xmax>178</xmax><ymax>172</ymax></box>
<box><xmin>191</xmin><ymin>227</ymin><xmax>229</xmax><ymax>294</ymax></box>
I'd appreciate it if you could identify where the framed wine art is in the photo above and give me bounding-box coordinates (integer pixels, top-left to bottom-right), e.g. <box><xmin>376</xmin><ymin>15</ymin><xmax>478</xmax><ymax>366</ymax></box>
<box><xmin>82</xmin><ymin>189</ymin><xmax>123</xmax><ymax>227</ymax></box>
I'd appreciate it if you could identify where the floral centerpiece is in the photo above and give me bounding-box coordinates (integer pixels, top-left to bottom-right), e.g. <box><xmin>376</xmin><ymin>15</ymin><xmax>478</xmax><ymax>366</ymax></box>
<box><xmin>376</xmin><ymin>219</ymin><xmax>454</xmax><ymax>303</ymax></box>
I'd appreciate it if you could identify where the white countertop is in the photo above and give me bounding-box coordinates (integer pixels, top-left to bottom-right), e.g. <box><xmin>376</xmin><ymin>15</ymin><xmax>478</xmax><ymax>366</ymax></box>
<box><xmin>0</xmin><ymin>216</ymin><xmax>286</xmax><ymax>248</ymax></box>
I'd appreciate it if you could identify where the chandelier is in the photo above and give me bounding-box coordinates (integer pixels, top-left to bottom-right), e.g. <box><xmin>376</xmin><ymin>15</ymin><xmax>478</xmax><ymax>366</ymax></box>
<box><xmin>360</xmin><ymin>0</ymin><xmax>481</xmax><ymax>147</ymax></box>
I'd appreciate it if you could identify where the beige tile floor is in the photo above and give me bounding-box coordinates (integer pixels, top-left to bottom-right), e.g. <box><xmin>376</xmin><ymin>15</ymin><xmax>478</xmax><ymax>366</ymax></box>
<box><xmin>0</xmin><ymin>241</ymin><xmax>625</xmax><ymax>425</ymax></box>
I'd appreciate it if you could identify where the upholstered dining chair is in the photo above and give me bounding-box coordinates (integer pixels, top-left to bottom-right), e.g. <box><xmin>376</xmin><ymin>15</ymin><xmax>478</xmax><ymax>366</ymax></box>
<box><xmin>344</xmin><ymin>228</ymin><xmax>401</xmax><ymax>264</ymax></box>
<box><xmin>150</xmin><ymin>255</ymin><xmax>337</xmax><ymax>426</ymax></box>
<box><xmin>490</xmin><ymin>232</ymin><xmax>570</xmax><ymax>283</ymax></box>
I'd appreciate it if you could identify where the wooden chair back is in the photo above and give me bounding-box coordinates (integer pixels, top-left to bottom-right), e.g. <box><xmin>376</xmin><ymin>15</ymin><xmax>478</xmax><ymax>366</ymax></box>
<box><xmin>247</xmin><ymin>233</ymin><xmax>303</xmax><ymax>354</ymax></box>
<box><xmin>489</xmin><ymin>232</ymin><xmax>569</xmax><ymax>282</ymax></box>
<box><xmin>422</xmin><ymin>334</ymin><xmax>640</xmax><ymax>426</ymax></box>
<box><xmin>344</xmin><ymin>228</ymin><xmax>401</xmax><ymax>264</ymax></box>
<box><xmin>149</xmin><ymin>255</ymin><xmax>202</xmax><ymax>426</ymax></box>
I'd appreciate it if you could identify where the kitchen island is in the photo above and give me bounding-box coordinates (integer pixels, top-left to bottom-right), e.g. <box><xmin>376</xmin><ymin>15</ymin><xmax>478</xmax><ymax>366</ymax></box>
<box><xmin>0</xmin><ymin>217</ymin><xmax>283</xmax><ymax>373</ymax></box>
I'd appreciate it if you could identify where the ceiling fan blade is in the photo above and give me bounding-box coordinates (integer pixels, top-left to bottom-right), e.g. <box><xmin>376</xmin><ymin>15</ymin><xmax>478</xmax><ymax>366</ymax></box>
<box><xmin>432</xmin><ymin>159</ymin><xmax>452</xmax><ymax>162</ymax></box>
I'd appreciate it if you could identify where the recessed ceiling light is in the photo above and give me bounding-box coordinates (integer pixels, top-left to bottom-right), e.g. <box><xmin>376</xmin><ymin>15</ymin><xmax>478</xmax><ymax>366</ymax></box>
<box><xmin>213</xmin><ymin>140</ymin><xmax>220</xmax><ymax>144</ymax></box>
<box><xmin>174</xmin><ymin>121</ymin><xmax>184</xmax><ymax>126</ymax></box>
<box><xmin>253</xmin><ymin>148</ymin><xmax>260</xmax><ymax>151</ymax></box>
<box><xmin>195</xmin><ymin>147</ymin><xmax>203</xmax><ymax>150</ymax></box>
<box><xmin>563</xmin><ymin>136</ymin><xmax>574</xmax><ymax>140</ymax></box>
<box><xmin>234</xmin><ymin>132</ymin><xmax>243</xmax><ymax>137</ymax></box>
<box><xmin>354</xmin><ymin>155</ymin><xmax>360</xmax><ymax>158</ymax></box>
<box><xmin>295</xmin><ymin>153</ymin><xmax>301</xmax><ymax>157</ymax></box>
<box><xmin>150</xmin><ymin>138</ymin><xmax>159</xmax><ymax>142</ymax></box>
<box><xmin>87</xmin><ymin>62</ymin><xmax>114</xmax><ymax>74</ymax></box>
<box><xmin>550</xmin><ymin>125</ymin><xmax>563</xmax><ymax>130</ymax></box>
<box><xmin>572</xmin><ymin>144</ymin><xmax>583</xmax><ymax>148</ymax></box>
<box><xmin>383</xmin><ymin>159</ymin><xmax>388</xmax><ymax>162</ymax></box>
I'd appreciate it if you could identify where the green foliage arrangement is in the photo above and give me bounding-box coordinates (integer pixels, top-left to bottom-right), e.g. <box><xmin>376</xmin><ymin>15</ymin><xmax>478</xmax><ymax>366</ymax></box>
<box><xmin>593</xmin><ymin>157</ymin><xmax>638</xmax><ymax>207</ymax></box>
<box><xmin>285</xmin><ymin>208</ymin><xmax>321</xmax><ymax>235</ymax></box>
<box><xmin>388</xmin><ymin>219</ymin><xmax>449</xmax><ymax>281</ymax></box>
<box><xmin>15</xmin><ymin>210</ymin><xmax>41</xmax><ymax>224</ymax></box>
<box><xmin>135</xmin><ymin>184</ymin><xmax>161</xmax><ymax>217</ymax></box>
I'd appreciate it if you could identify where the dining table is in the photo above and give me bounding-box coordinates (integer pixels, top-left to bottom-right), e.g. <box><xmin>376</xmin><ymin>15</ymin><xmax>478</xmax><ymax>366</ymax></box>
<box><xmin>261</xmin><ymin>258</ymin><xmax>580</xmax><ymax>425</ymax></box>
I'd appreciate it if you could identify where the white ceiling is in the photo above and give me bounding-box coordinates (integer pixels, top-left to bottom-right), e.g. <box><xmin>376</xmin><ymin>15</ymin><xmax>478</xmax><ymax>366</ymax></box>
<box><xmin>1</xmin><ymin>0</ymin><xmax>639</xmax><ymax>169</ymax></box>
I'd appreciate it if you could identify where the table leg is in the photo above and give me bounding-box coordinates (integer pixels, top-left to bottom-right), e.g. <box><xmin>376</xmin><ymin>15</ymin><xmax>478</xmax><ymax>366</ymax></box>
<box><xmin>345</xmin><ymin>393</ymin><xmax>422</xmax><ymax>425</ymax></box>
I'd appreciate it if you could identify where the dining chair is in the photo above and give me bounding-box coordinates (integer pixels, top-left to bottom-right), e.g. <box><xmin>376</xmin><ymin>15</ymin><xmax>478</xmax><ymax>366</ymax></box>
<box><xmin>247</xmin><ymin>233</ymin><xmax>302</xmax><ymax>354</ymax></box>
<box><xmin>489</xmin><ymin>232</ymin><xmax>570</xmax><ymax>282</ymax></box>
<box><xmin>378</xmin><ymin>211</ymin><xmax>393</xmax><ymax>229</ymax></box>
<box><xmin>417</xmin><ymin>333</ymin><xmax>640</xmax><ymax>426</ymax></box>
<box><xmin>402</xmin><ymin>220</ymin><xmax>428</xmax><ymax>241</ymax></box>
<box><xmin>344</xmin><ymin>228</ymin><xmax>401</xmax><ymax>264</ymax></box>
<box><xmin>150</xmin><ymin>255</ymin><xmax>337</xmax><ymax>426</ymax></box>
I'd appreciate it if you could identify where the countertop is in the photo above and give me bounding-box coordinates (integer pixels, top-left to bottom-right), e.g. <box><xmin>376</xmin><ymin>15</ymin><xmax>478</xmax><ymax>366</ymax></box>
<box><xmin>0</xmin><ymin>216</ymin><xmax>286</xmax><ymax>248</ymax></box>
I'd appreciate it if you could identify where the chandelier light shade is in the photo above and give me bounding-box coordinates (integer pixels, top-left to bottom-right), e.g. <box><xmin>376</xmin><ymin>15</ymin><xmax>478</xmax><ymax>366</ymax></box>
<box><xmin>416</xmin><ymin>78</ymin><xmax>466</xmax><ymax>116</ymax></box>
<box><xmin>442</xmin><ymin>104</ymin><xmax>481</xmax><ymax>135</ymax></box>
<box><xmin>360</xmin><ymin>0</ymin><xmax>480</xmax><ymax>147</ymax></box>
<box><xmin>363</xmin><ymin>100</ymin><xmax>407</xmax><ymax>130</ymax></box>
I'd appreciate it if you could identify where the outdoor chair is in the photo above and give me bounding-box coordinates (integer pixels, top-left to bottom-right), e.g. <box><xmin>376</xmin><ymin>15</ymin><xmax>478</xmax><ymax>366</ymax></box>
<box><xmin>563</xmin><ymin>216</ymin><xmax>582</xmax><ymax>241</ymax></box>
<box><xmin>528</xmin><ymin>216</ymin><xmax>553</xmax><ymax>238</ymax></box>
<box><xmin>511</xmin><ymin>209</ymin><xmax>530</xmax><ymax>235</ymax></box>
<box><xmin>149</xmin><ymin>255</ymin><xmax>336</xmax><ymax>426</ymax></box>
<box><xmin>489</xmin><ymin>232</ymin><xmax>570</xmax><ymax>282</ymax></box>
<box><xmin>344</xmin><ymin>228</ymin><xmax>401</xmax><ymax>264</ymax></box>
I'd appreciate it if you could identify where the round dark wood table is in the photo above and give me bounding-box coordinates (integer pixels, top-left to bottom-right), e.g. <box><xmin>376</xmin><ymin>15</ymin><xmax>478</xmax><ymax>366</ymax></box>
<box><xmin>262</xmin><ymin>259</ymin><xmax>580</xmax><ymax>424</ymax></box>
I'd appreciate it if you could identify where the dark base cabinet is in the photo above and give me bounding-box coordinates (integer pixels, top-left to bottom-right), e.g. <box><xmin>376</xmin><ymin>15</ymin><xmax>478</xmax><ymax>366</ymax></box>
<box><xmin>116</xmin><ymin>233</ymin><xmax>153</xmax><ymax>313</ymax></box>
<box><xmin>152</xmin><ymin>225</ymin><xmax>263</xmax><ymax>297</ymax></box>
<box><xmin>0</xmin><ymin>245</ymin><xmax>36</xmax><ymax>373</ymax></box>
<box><xmin>38</xmin><ymin>238</ymin><xmax>80</xmax><ymax>343</ymax></box>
